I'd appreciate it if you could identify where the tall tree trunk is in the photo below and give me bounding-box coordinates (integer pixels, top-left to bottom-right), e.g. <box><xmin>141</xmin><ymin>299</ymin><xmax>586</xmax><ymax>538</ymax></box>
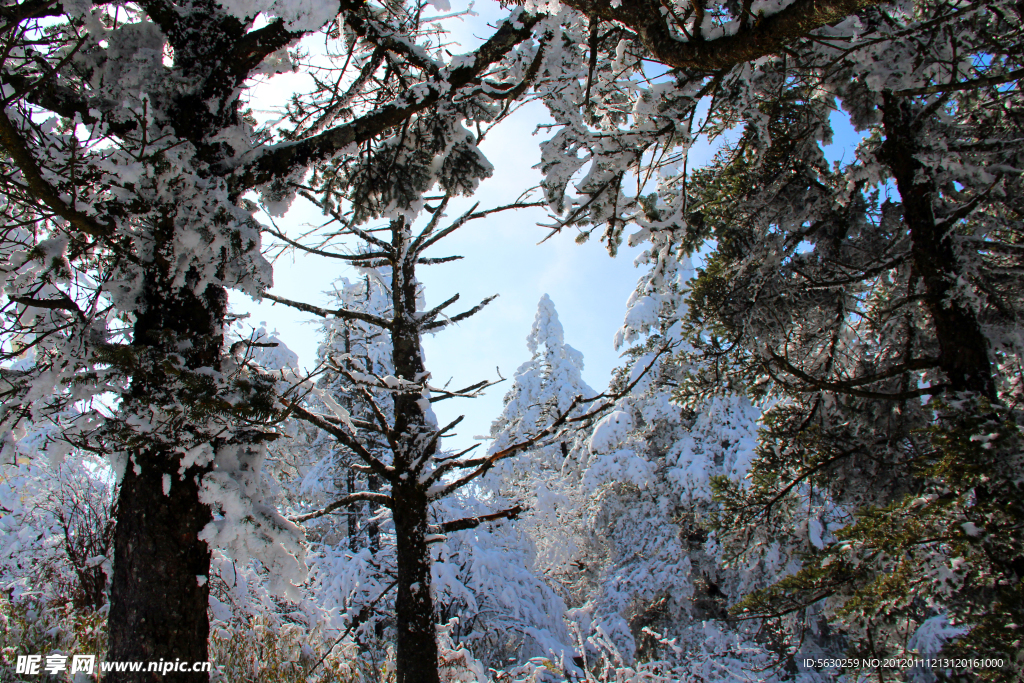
<box><xmin>880</xmin><ymin>93</ymin><xmax>995</xmax><ymax>399</ymax></box>
<box><xmin>879</xmin><ymin>95</ymin><xmax>1024</xmax><ymax>586</ymax></box>
<box><xmin>107</xmin><ymin>279</ymin><xmax>226</xmax><ymax>682</ymax></box>
<box><xmin>390</xmin><ymin>218</ymin><xmax>441</xmax><ymax>683</ymax></box>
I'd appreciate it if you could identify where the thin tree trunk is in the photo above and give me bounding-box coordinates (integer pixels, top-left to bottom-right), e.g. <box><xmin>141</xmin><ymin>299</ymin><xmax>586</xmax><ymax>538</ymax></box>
<box><xmin>347</xmin><ymin>470</ymin><xmax>359</xmax><ymax>550</ymax></box>
<box><xmin>390</xmin><ymin>218</ymin><xmax>441</xmax><ymax>683</ymax></box>
<box><xmin>368</xmin><ymin>473</ymin><xmax>381</xmax><ymax>554</ymax></box>
<box><xmin>392</xmin><ymin>482</ymin><xmax>438</xmax><ymax>683</ymax></box>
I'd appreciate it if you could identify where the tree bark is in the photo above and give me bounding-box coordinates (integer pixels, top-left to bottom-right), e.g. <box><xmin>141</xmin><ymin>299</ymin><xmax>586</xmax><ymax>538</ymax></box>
<box><xmin>107</xmin><ymin>453</ymin><xmax>212</xmax><ymax>681</ymax></box>
<box><xmin>106</xmin><ymin>279</ymin><xmax>227</xmax><ymax>682</ymax></box>
<box><xmin>880</xmin><ymin>94</ymin><xmax>995</xmax><ymax>399</ymax></box>
<box><xmin>392</xmin><ymin>482</ymin><xmax>438</xmax><ymax>683</ymax></box>
<box><xmin>390</xmin><ymin>219</ymin><xmax>441</xmax><ymax>683</ymax></box>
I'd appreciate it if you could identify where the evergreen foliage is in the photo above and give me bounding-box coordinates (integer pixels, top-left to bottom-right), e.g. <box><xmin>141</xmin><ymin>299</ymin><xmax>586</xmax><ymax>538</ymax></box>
<box><xmin>1</xmin><ymin>0</ymin><xmax>1021</xmax><ymax>680</ymax></box>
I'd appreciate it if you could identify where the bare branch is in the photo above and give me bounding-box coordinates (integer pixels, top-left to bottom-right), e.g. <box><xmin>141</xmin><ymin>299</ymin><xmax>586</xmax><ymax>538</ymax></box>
<box><xmin>423</xmin><ymin>294</ymin><xmax>498</xmax><ymax>331</ymax></box>
<box><xmin>11</xmin><ymin>295</ymin><xmax>87</xmax><ymax>323</ymax></box>
<box><xmin>290</xmin><ymin>491</ymin><xmax>394</xmax><ymax>523</ymax></box>
<box><xmin>263</xmin><ymin>292</ymin><xmax>392</xmax><ymax>329</ymax></box>
<box><xmin>415</xmin><ymin>415</ymin><xmax>465</xmax><ymax>472</ymax></box>
<box><xmin>766</xmin><ymin>350</ymin><xmax>947</xmax><ymax>400</ymax></box>
<box><xmin>264</xmin><ymin>223</ymin><xmax>389</xmax><ymax>262</ymax></box>
<box><xmin>415</xmin><ymin>200</ymin><xmax>547</xmax><ymax>256</ymax></box>
<box><xmin>419</xmin><ymin>293</ymin><xmax>460</xmax><ymax>325</ymax></box>
<box><xmin>429</xmin><ymin>505</ymin><xmax>523</xmax><ymax>535</ymax></box>
<box><xmin>427</xmin><ymin>377</ymin><xmax>504</xmax><ymax>402</ymax></box>
<box><xmin>298</xmin><ymin>191</ymin><xmax>396</xmax><ymax>253</ymax></box>
<box><xmin>282</xmin><ymin>399</ymin><xmax>395</xmax><ymax>479</ymax></box>
<box><xmin>426</xmin><ymin>342</ymin><xmax>673</xmax><ymax>496</ymax></box>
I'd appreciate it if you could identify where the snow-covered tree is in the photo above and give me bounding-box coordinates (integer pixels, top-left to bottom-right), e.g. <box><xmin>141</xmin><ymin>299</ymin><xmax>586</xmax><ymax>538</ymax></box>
<box><xmin>673</xmin><ymin>37</ymin><xmax>1024</xmax><ymax>677</ymax></box>
<box><xmin>0</xmin><ymin>1</ymin><xmax>545</xmax><ymax>676</ymax></box>
<box><xmin>521</xmin><ymin>0</ymin><xmax>1024</xmax><ymax>677</ymax></box>
<box><xmin>266</xmin><ymin>197</ymin><xmax>569</xmax><ymax>683</ymax></box>
<box><xmin>3</xmin><ymin>0</ymin><xmax>1016</xmax><ymax>678</ymax></box>
<box><xmin>486</xmin><ymin>295</ymin><xmax>594</xmax><ymax>585</ymax></box>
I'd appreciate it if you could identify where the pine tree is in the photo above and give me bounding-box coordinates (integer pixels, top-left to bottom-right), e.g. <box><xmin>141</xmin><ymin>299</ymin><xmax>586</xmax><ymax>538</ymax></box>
<box><xmin>680</xmin><ymin>50</ymin><xmax>1024</xmax><ymax>679</ymax></box>
<box><xmin>0</xmin><ymin>2</ymin><xmax>543</xmax><ymax>677</ymax></box>
<box><xmin>569</xmin><ymin>245</ymin><xmax>841</xmax><ymax>674</ymax></box>
<box><xmin>570</xmin><ymin>7</ymin><xmax>1023</xmax><ymax>678</ymax></box>
<box><xmin>521</xmin><ymin>0</ymin><xmax>1023</xmax><ymax>677</ymax></box>
<box><xmin>269</xmin><ymin>205</ymin><xmax>546</xmax><ymax>683</ymax></box>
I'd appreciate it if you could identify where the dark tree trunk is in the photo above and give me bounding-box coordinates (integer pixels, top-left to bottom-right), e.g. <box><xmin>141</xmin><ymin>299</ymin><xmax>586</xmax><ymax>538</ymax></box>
<box><xmin>347</xmin><ymin>469</ymin><xmax>359</xmax><ymax>550</ymax></box>
<box><xmin>389</xmin><ymin>218</ymin><xmax>441</xmax><ymax>683</ymax></box>
<box><xmin>107</xmin><ymin>453</ymin><xmax>213</xmax><ymax>681</ymax></box>
<box><xmin>392</xmin><ymin>482</ymin><xmax>438</xmax><ymax>683</ymax></box>
<box><xmin>368</xmin><ymin>473</ymin><xmax>381</xmax><ymax>554</ymax></box>
<box><xmin>106</xmin><ymin>280</ymin><xmax>227</xmax><ymax>682</ymax></box>
<box><xmin>880</xmin><ymin>94</ymin><xmax>995</xmax><ymax>399</ymax></box>
<box><xmin>879</xmin><ymin>95</ymin><xmax>1024</xmax><ymax>587</ymax></box>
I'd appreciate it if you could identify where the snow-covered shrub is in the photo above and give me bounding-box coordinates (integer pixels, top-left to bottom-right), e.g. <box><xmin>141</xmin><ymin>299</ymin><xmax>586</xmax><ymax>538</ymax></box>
<box><xmin>0</xmin><ymin>455</ymin><xmax>113</xmax><ymax>681</ymax></box>
<box><xmin>0</xmin><ymin>457</ymin><xmax>115</xmax><ymax>611</ymax></box>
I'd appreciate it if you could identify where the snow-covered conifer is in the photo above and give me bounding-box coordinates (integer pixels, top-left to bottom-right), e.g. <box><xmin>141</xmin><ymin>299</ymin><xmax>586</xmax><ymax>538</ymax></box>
<box><xmin>0</xmin><ymin>1</ymin><xmax>546</xmax><ymax>674</ymax></box>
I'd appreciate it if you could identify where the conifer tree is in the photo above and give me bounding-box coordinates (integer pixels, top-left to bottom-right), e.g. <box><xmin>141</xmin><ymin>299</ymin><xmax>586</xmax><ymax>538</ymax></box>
<box><xmin>526</xmin><ymin>0</ymin><xmax>1022</xmax><ymax>676</ymax></box>
<box><xmin>0</xmin><ymin>2</ymin><xmax>543</xmax><ymax>677</ymax></box>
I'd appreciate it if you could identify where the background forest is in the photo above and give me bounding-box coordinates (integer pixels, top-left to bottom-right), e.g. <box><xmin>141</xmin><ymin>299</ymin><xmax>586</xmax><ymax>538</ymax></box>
<box><xmin>0</xmin><ymin>0</ymin><xmax>1021</xmax><ymax>682</ymax></box>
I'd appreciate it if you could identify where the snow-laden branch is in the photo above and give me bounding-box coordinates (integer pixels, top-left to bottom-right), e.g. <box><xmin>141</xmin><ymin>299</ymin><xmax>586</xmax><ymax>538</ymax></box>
<box><xmin>429</xmin><ymin>504</ymin><xmax>523</xmax><ymax>535</ymax></box>
<box><xmin>226</xmin><ymin>10</ymin><xmax>543</xmax><ymax>191</ymax></box>
<box><xmin>0</xmin><ymin>109</ymin><xmax>113</xmax><ymax>239</ymax></box>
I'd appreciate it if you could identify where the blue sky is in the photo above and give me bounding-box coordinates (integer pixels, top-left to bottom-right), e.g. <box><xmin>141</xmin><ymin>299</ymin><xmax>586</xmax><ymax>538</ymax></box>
<box><xmin>232</xmin><ymin>1</ymin><xmax>865</xmax><ymax>452</ymax></box>
<box><xmin>232</xmin><ymin>96</ymin><xmax>655</xmax><ymax>451</ymax></box>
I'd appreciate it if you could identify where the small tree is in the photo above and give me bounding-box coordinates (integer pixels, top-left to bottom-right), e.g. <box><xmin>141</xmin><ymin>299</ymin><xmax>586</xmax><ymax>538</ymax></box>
<box><xmin>270</xmin><ymin>202</ymin><xmax>533</xmax><ymax>683</ymax></box>
<box><xmin>265</xmin><ymin>196</ymin><xmax>670</xmax><ymax>681</ymax></box>
<box><xmin>485</xmin><ymin>295</ymin><xmax>595</xmax><ymax>584</ymax></box>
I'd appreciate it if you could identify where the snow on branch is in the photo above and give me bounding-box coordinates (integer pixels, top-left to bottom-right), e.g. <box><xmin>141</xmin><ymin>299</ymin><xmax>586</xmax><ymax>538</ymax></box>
<box><xmin>424</xmin><ymin>341</ymin><xmax>675</xmax><ymax>497</ymax></box>
<box><xmin>0</xmin><ymin>109</ymin><xmax>114</xmax><ymax>239</ymax></box>
<box><xmin>430</xmin><ymin>504</ymin><xmax>524</xmax><ymax>535</ymax></box>
<box><xmin>281</xmin><ymin>399</ymin><xmax>395</xmax><ymax>479</ymax></box>
<box><xmin>422</xmin><ymin>295</ymin><xmax>498</xmax><ymax>332</ymax></box>
<box><xmin>226</xmin><ymin>10</ymin><xmax>544</xmax><ymax>191</ymax></box>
